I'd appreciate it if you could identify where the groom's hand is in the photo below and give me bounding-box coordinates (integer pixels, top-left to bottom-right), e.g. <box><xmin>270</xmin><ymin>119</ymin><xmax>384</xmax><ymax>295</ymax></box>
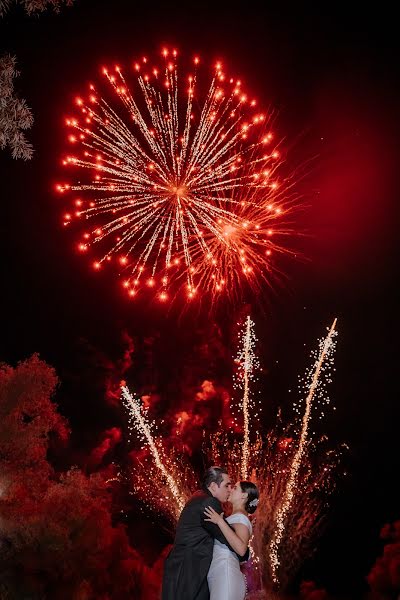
<box><xmin>238</xmin><ymin>547</ymin><xmax>250</xmax><ymax>562</ymax></box>
<box><xmin>204</xmin><ymin>505</ymin><xmax>224</xmax><ymax>525</ymax></box>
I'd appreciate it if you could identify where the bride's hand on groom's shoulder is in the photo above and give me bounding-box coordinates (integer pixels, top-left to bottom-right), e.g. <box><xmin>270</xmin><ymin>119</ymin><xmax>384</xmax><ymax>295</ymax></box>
<box><xmin>204</xmin><ymin>505</ymin><xmax>224</xmax><ymax>525</ymax></box>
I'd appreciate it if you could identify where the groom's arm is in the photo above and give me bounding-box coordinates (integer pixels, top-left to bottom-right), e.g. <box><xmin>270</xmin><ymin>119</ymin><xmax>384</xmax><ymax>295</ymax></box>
<box><xmin>200</xmin><ymin>497</ymin><xmax>250</xmax><ymax>561</ymax></box>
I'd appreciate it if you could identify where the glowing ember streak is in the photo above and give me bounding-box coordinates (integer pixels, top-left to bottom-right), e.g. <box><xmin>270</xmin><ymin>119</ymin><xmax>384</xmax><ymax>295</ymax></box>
<box><xmin>241</xmin><ymin>317</ymin><xmax>252</xmax><ymax>479</ymax></box>
<box><xmin>58</xmin><ymin>49</ymin><xmax>298</xmax><ymax>305</ymax></box>
<box><xmin>121</xmin><ymin>385</ymin><xmax>185</xmax><ymax>513</ymax></box>
<box><xmin>268</xmin><ymin>318</ymin><xmax>338</xmax><ymax>584</ymax></box>
<box><xmin>235</xmin><ymin>315</ymin><xmax>259</xmax><ymax>479</ymax></box>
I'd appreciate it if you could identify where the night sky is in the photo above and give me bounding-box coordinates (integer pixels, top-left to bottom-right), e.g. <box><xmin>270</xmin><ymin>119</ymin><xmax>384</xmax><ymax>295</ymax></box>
<box><xmin>1</xmin><ymin>2</ymin><xmax>399</xmax><ymax>597</ymax></box>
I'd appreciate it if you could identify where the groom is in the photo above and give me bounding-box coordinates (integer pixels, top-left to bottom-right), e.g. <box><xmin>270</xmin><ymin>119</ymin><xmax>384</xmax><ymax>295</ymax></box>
<box><xmin>161</xmin><ymin>465</ymin><xmax>249</xmax><ymax>600</ymax></box>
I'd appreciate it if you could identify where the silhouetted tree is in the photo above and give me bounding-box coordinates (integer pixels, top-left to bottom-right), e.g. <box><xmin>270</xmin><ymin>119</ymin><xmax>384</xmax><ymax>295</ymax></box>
<box><xmin>0</xmin><ymin>0</ymin><xmax>73</xmax><ymax>17</ymax></box>
<box><xmin>0</xmin><ymin>355</ymin><xmax>161</xmax><ymax>599</ymax></box>
<box><xmin>0</xmin><ymin>54</ymin><xmax>34</xmax><ymax>160</ymax></box>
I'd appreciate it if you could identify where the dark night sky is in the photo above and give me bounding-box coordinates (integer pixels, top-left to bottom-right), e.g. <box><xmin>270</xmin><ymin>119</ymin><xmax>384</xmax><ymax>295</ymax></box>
<box><xmin>1</xmin><ymin>1</ymin><xmax>399</xmax><ymax>597</ymax></box>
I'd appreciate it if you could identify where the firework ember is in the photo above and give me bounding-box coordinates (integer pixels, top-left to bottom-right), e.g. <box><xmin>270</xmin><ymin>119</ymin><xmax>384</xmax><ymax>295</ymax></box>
<box><xmin>57</xmin><ymin>49</ymin><xmax>298</xmax><ymax>305</ymax></box>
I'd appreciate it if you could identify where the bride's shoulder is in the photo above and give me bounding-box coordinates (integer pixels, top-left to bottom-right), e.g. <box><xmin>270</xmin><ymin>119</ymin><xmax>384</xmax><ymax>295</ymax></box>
<box><xmin>228</xmin><ymin>513</ymin><xmax>252</xmax><ymax>529</ymax></box>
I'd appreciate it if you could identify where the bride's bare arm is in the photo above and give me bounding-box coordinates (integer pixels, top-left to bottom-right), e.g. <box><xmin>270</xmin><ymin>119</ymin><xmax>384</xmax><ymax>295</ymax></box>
<box><xmin>204</xmin><ymin>506</ymin><xmax>250</xmax><ymax>556</ymax></box>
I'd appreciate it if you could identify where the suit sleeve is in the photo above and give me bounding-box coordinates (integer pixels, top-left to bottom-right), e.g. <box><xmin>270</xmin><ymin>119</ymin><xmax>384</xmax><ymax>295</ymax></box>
<box><xmin>200</xmin><ymin>496</ymin><xmax>249</xmax><ymax>561</ymax></box>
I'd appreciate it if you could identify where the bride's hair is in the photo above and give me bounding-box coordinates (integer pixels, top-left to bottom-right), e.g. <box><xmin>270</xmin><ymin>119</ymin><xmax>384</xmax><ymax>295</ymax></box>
<box><xmin>239</xmin><ymin>481</ymin><xmax>259</xmax><ymax>515</ymax></box>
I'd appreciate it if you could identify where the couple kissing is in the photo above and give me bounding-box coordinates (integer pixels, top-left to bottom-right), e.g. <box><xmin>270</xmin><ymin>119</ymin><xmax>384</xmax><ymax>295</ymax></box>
<box><xmin>162</xmin><ymin>465</ymin><xmax>259</xmax><ymax>600</ymax></box>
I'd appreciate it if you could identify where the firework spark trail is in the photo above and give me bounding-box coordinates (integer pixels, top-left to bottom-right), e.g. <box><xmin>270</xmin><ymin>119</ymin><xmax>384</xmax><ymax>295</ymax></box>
<box><xmin>58</xmin><ymin>49</ymin><xmax>299</xmax><ymax>305</ymax></box>
<box><xmin>233</xmin><ymin>315</ymin><xmax>260</xmax><ymax>480</ymax></box>
<box><xmin>206</xmin><ymin>418</ymin><xmax>346</xmax><ymax>591</ymax></box>
<box><xmin>121</xmin><ymin>385</ymin><xmax>185</xmax><ymax>513</ymax></box>
<box><xmin>268</xmin><ymin>318</ymin><xmax>338</xmax><ymax>584</ymax></box>
<box><xmin>241</xmin><ymin>315</ymin><xmax>252</xmax><ymax>479</ymax></box>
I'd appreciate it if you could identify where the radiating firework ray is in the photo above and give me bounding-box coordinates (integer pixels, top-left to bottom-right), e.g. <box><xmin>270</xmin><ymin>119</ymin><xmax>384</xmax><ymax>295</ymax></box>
<box><xmin>121</xmin><ymin>385</ymin><xmax>186</xmax><ymax>517</ymax></box>
<box><xmin>268</xmin><ymin>319</ymin><xmax>338</xmax><ymax>585</ymax></box>
<box><xmin>57</xmin><ymin>48</ymin><xmax>299</xmax><ymax>305</ymax></box>
<box><xmin>233</xmin><ymin>315</ymin><xmax>260</xmax><ymax>479</ymax></box>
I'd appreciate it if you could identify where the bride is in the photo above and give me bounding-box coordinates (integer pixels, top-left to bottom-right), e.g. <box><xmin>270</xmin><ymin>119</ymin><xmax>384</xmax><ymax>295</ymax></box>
<box><xmin>204</xmin><ymin>480</ymin><xmax>259</xmax><ymax>600</ymax></box>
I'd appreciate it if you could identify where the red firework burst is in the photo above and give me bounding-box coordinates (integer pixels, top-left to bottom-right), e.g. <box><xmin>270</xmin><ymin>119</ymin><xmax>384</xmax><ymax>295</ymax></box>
<box><xmin>57</xmin><ymin>48</ymin><xmax>298</xmax><ymax>305</ymax></box>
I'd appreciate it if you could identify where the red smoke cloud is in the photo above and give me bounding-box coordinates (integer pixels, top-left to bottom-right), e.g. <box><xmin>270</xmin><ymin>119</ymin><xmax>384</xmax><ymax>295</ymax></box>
<box><xmin>165</xmin><ymin>379</ymin><xmax>237</xmax><ymax>455</ymax></box>
<box><xmin>300</xmin><ymin>580</ymin><xmax>329</xmax><ymax>600</ymax></box>
<box><xmin>104</xmin><ymin>330</ymin><xmax>135</xmax><ymax>405</ymax></box>
<box><xmin>367</xmin><ymin>520</ymin><xmax>400</xmax><ymax>595</ymax></box>
<box><xmin>86</xmin><ymin>426</ymin><xmax>122</xmax><ymax>471</ymax></box>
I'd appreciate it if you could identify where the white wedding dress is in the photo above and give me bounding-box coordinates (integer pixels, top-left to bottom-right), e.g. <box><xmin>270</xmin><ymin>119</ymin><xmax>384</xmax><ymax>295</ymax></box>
<box><xmin>207</xmin><ymin>513</ymin><xmax>251</xmax><ymax>600</ymax></box>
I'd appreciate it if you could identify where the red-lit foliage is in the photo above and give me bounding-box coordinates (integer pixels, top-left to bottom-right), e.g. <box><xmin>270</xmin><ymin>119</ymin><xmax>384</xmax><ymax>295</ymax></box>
<box><xmin>0</xmin><ymin>54</ymin><xmax>34</xmax><ymax>159</ymax></box>
<box><xmin>367</xmin><ymin>520</ymin><xmax>400</xmax><ymax>598</ymax></box>
<box><xmin>0</xmin><ymin>0</ymin><xmax>74</xmax><ymax>17</ymax></box>
<box><xmin>0</xmin><ymin>355</ymin><xmax>161</xmax><ymax>599</ymax></box>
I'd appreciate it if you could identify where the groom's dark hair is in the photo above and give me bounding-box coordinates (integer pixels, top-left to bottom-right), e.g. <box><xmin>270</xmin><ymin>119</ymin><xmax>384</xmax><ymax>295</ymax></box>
<box><xmin>202</xmin><ymin>466</ymin><xmax>228</xmax><ymax>490</ymax></box>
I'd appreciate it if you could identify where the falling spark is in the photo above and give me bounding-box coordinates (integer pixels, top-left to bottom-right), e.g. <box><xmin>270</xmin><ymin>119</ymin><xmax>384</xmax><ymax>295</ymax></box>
<box><xmin>121</xmin><ymin>385</ymin><xmax>185</xmax><ymax>514</ymax></box>
<box><xmin>268</xmin><ymin>318</ymin><xmax>338</xmax><ymax>584</ymax></box>
<box><xmin>58</xmin><ymin>49</ymin><xmax>299</xmax><ymax>306</ymax></box>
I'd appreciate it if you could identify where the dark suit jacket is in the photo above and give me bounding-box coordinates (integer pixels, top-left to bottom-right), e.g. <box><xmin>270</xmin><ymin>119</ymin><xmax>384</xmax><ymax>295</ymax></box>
<box><xmin>161</xmin><ymin>489</ymin><xmax>246</xmax><ymax>600</ymax></box>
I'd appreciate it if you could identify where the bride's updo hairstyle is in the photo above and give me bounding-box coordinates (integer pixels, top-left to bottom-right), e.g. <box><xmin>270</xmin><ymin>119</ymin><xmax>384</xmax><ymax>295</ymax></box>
<box><xmin>240</xmin><ymin>481</ymin><xmax>259</xmax><ymax>515</ymax></box>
